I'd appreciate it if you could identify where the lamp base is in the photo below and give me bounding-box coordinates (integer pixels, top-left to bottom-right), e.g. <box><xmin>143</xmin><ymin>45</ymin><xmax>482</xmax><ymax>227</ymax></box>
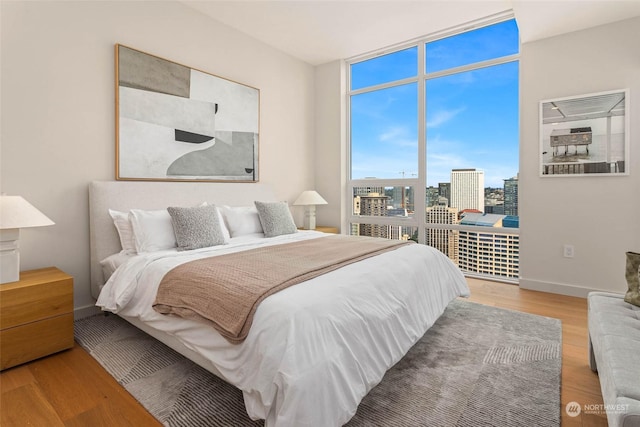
<box><xmin>0</xmin><ymin>228</ymin><xmax>20</xmax><ymax>284</ymax></box>
<box><xmin>302</xmin><ymin>205</ymin><xmax>317</xmax><ymax>230</ymax></box>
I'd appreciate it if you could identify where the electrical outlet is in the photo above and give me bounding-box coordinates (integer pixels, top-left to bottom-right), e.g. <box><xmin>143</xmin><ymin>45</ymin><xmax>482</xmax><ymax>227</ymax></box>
<box><xmin>563</xmin><ymin>244</ymin><xmax>575</xmax><ymax>258</ymax></box>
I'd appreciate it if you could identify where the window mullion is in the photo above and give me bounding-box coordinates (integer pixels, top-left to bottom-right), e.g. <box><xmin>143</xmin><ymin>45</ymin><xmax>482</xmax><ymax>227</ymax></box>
<box><xmin>349</xmin><ymin>75</ymin><xmax>418</xmax><ymax>97</ymax></box>
<box><xmin>416</xmin><ymin>43</ymin><xmax>426</xmax><ymax>245</ymax></box>
<box><xmin>425</xmin><ymin>54</ymin><xmax>519</xmax><ymax>81</ymax></box>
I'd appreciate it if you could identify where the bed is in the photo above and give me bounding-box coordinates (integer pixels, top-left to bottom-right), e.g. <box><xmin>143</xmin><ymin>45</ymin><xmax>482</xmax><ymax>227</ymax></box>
<box><xmin>89</xmin><ymin>180</ymin><xmax>470</xmax><ymax>427</ymax></box>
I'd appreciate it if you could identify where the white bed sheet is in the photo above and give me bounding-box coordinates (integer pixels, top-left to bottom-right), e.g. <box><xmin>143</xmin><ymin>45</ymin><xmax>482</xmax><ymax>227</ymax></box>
<box><xmin>96</xmin><ymin>231</ymin><xmax>470</xmax><ymax>427</ymax></box>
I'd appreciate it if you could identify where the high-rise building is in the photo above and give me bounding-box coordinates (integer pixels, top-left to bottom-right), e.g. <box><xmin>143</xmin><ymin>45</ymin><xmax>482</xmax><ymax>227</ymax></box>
<box><xmin>353</xmin><ymin>196</ymin><xmax>361</xmax><ymax>215</ymax></box>
<box><xmin>354</xmin><ymin>186</ymin><xmax>385</xmax><ymax>197</ymax></box>
<box><xmin>503</xmin><ymin>176</ymin><xmax>519</xmax><ymax>216</ymax></box>
<box><xmin>457</xmin><ymin>212</ymin><xmax>519</xmax><ymax>279</ymax></box>
<box><xmin>358</xmin><ymin>193</ymin><xmax>388</xmax><ymax>238</ymax></box>
<box><xmin>484</xmin><ymin>201</ymin><xmax>505</xmax><ymax>215</ymax></box>
<box><xmin>392</xmin><ymin>187</ymin><xmax>404</xmax><ymax>208</ymax></box>
<box><xmin>405</xmin><ymin>188</ymin><xmax>414</xmax><ymax>212</ymax></box>
<box><xmin>438</xmin><ymin>182</ymin><xmax>450</xmax><ymax>206</ymax></box>
<box><xmin>351</xmin><ymin>196</ymin><xmax>362</xmax><ymax>236</ymax></box>
<box><xmin>386</xmin><ymin>208</ymin><xmax>412</xmax><ymax>240</ymax></box>
<box><xmin>450</xmin><ymin>169</ymin><xmax>484</xmax><ymax>213</ymax></box>
<box><xmin>426</xmin><ymin>186</ymin><xmax>439</xmax><ymax>207</ymax></box>
<box><xmin>388</xmin><ymin>225</ymin><xmax>413</xmax><ymax>241</ymax></box>
<box><xmin>426</xmin><ymin>204</ymin><xmax>459</xmax><ymax>263</ymax></box>
<box><xmin>389</xmin><ymin>186</ymin><xmax>414</xmax><ymax>211</ymax></box>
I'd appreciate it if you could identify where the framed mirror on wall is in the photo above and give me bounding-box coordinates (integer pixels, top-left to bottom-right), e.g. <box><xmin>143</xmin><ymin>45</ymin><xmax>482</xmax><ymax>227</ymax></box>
<box><xmin>540</xmin><ymin>89</ymin><xmax>629</xmax><ymax>177</ymax></box>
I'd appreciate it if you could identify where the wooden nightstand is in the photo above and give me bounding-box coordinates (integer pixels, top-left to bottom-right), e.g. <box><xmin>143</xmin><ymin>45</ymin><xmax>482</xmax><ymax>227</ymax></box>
<box><xmin>298</xmin><ymin>226</ymin><xmax>339</xmax><ymax>234</ymax></box>
<box><xmin>0</xmin><ymin>267</ymin><xmax>74</xmax><ymax>370</ymax></box>
<box><xmin>315</xmin><ymin>226</ymin><xmax>339</xmax><ymax>234</ymax></box>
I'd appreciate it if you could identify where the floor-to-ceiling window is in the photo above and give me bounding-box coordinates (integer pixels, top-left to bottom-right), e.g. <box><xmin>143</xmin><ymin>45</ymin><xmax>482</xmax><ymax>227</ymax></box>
<box><xmin>347</xmin><ymin>14</ymin><xmax>520</xmax><ymax>282</ymax></box>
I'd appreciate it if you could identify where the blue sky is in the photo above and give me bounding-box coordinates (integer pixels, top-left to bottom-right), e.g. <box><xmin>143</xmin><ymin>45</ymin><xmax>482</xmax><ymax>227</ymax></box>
<box><xmin>350</xmin><ymin>19</ymin><xmax>519</xmax><ymax>188</ymax></box>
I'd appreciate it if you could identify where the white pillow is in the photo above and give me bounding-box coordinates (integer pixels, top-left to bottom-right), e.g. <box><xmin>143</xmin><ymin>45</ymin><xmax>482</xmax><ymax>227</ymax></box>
<box><xmin>108</xmin><ymin>209</ymin><xmax>137</xmax><ymax>254</ymax></box>
<box><xmin>220</xmin><ymin>205</ymin><xmax>263</xmax><ymax>237</ymax></box>
<box><xmin>216</xmin><ymin>207</ymin><xmax>232</xmax><ymax>241</ymax></box>
<box><xmin>129</xmin><ymin>209</ymin><xmax>177</xmax><ymax>253</ymax></box>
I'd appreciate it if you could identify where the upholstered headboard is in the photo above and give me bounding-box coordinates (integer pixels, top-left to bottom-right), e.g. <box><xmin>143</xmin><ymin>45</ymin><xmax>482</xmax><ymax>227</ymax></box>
<box><xmin>88</xmin><ymin>180</ymin><xmax>276</xmax><ymax>299</ymax></box>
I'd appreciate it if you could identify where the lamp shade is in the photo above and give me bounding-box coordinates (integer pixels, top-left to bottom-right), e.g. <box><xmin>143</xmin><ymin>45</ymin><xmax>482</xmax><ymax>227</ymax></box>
<box><xmin>293</xmin><ymin>191</ymin><xmax>328</xmax><ymax>206</ymax></box>
<box><xmin>0</xmin><ymin>196</ymin><xmax>55</xmax><ymax>229</ymax></box>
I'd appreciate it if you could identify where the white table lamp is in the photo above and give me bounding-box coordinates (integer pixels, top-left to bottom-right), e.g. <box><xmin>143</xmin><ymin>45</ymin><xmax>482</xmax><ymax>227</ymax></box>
<box><xmin>294</xmin><ymin>190</ymin><xmax>328</xmax><ymax>230</ymax></box>
<box><xmin>0</xmin><ymin>195</ymin><xmax>55</xmax><ymax>284</ymax></box>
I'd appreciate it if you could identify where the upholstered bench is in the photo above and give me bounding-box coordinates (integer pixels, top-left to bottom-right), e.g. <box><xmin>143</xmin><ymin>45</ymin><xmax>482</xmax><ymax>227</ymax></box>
<box><xmin>588</xmin><ymin>291</ymin><xmax>640</xmax><ymax>427</ymax></box>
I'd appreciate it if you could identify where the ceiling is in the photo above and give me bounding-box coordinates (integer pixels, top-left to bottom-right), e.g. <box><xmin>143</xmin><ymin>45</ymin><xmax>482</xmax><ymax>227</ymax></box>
<box><xmin>183</xmin><ymin>0</ymin><xmax>640</xmax><ymax>66</ymax></box>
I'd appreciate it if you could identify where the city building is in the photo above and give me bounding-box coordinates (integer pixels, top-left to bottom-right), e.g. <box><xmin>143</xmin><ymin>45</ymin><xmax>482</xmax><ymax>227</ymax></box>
<box><xmin>458</xmin><ymin>208</ymin><xmax>482</xmax><ymax>221</ymax></box>
<box><xmin>436</xmin><ymin>196</ymin><xmax>449</xmax><ymax>206</ymax></box>
<box><xmin>405</xmin><ymin>188</ymin><xmax>415</xmax><ymax>212</ymax></box>
<box><xmin>387</xmin><ymin>208</ymin><xmax>408</xmax><ymax>217</ymax></box>
<box><xmin>388</xmin><ymin>226</ymin><xmax>413</xmax><ymax>241</ymax></box>
<box><xmin>426</xmin><ymin>204</ymin><xmax>460</xmax><ymax>263</ymax></box>
<box><xmin>358</xmin><ymin>193</ymin><xmax>389</xmax><ymax>238</ymax></box>
<box><xmin>504</xmin><ymin>176</ymin><xmax>519</xmax><ymax>216</ymax></box>
<box><xmin>458</xmin><ymin>213</ymin><xmax>519</xmax><ymax>279</ymax></box>
<box><xmin>354</xmin><ymin>186</ymin><xmax>385</xmax><ymax>197</ymax></box>
<box><xmin>450</xmin><ymin>169</ymin><xmax>485</xmax><ymax>213</ymax></box>
<box><xmin>460</xmin><ymin>212</ymin><xmax>505</xmax><ymax>227</ymax></box>
<box><xmin>438</xmin><ymin>183</ymin><xmax>451</xmax><ymax>206</ymax></box>
<box><xmin>351</xmin><ymin>196</ymin><xmax>361</xmax><ymax>235</ymax></box>
<box><xmin>503</xmin><ymin>215</ymin><xmax>520</xmax><ymax>228</ymax></box>
<box><xmin>485</xmin><ymin>203</ymin><xmax>505</xmax><ymax>215</ymax></box>
<box><xmin>426</xmin><ymin>186</ymin><xmax>439</xmax><ymax>207</ymax></box>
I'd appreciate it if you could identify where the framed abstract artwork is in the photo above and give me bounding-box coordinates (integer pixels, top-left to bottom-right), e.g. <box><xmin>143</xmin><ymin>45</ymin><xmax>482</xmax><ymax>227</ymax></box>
<box><xmin>540</xmin><ymin>89</ymin><xmax>629</xmax><ymax>177</ymax></box>
<box><xmin>115</xmin><ymin>44</ymin><xmax>259</xmax><ymax>182</ymax></box>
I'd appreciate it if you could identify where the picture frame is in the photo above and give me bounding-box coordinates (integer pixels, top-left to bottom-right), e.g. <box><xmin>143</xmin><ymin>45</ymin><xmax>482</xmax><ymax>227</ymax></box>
<box><xmin>115</xmin><ymin>44</ymin><xmax>259</xmax><ymax>182</ymax></box>
<box><xmin>539</xmin><ymin>89</ymin><xmax>629</xmax><ymax>177</ymax></box>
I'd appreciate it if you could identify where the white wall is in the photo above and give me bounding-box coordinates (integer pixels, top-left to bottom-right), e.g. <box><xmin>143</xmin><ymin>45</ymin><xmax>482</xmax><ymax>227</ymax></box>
<box><xmin>314</xmin><ymin>60</ymin><xmax>346</xmax><ymax>231</ymax></box>
<box><xmin>519</xmin><ymin>16</ymin><xmax>640</xmax><ymax>297</ymax></box>
<box><xmin>0</xmin><ymin>1</ymin><xmax>315</xmax><ymax>312</ymax></box>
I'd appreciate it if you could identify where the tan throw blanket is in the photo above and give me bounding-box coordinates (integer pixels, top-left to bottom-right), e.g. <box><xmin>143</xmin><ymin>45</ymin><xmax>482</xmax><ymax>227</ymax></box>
<box><xmin>153</xmin><ymin>235</ymin><xmax>414</xmax><ymax>343</ymax></box>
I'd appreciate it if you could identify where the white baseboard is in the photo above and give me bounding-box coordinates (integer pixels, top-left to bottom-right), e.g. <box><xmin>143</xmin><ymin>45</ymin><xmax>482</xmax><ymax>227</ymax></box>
<box><xmin>74</xmin><ymin>304</ymin><xmax>102</xmax><ymax>320</ymax></box>
<box><xmin>518</xmin><ymin>278</ymin><xmax>607</xmax><ymax>299</ymax></box>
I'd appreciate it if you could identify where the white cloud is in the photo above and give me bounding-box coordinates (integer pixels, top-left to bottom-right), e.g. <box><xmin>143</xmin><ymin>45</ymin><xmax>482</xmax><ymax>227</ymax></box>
<box><xmin>379</xmin><ymin>126</ymin><xmax>417</xmax><ymax>148</ymax></box>
<box><xmin>353</xmin><ymin>132</ymin><xmax>518</xmax><ymax>188</ymax></box>
<box><xmin>379</xmin><ymin>126</ymin><xmax>404</xmax><ymax>142</ymax></box>
<box><xmin>426</xmin><ymin>107</ymin><xmax>466</xmax><ymax>128</ymax></box>
<box><xmin>351</xmin><ymin>151</ymin><xmax>417</xmax><ymax>179</ymax></box>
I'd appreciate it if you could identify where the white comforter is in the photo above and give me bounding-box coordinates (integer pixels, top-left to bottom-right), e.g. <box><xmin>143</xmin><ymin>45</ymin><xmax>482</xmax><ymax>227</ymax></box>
<box><xmin>97</xmin><ymin>231</ymin><xmax>469</xmax><ymax>427</ymax></box>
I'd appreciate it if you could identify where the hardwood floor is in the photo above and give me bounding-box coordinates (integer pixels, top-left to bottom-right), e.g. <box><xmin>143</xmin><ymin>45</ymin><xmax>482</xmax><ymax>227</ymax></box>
<box><xmin>0</xmin><ymin>278</ymin><xmax>607</xmax><ymax>426</ymax></box>
<box><xmin>1</xmin><ymin>344</ymin><xmax>160</xmax><ymax>427</ymax></box>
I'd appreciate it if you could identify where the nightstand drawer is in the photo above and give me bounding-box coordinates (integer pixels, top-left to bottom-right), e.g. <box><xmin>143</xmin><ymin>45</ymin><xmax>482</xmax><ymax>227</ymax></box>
<box><xmin>0</xmin><ymin>313</ymin><xmax>74</xmax><ymax>370</ymax></box>
<box><xmin>0</xmin><ymin>269</ymin><xmax>73</xmax><ymax>329</ymax></box>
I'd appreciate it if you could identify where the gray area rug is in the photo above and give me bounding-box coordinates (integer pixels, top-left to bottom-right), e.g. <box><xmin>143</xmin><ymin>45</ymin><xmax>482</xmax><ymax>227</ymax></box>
<box><xmin>74</xmin><ymin>300</ymin><xmax>561</xmax><ymax>426</ymax></box>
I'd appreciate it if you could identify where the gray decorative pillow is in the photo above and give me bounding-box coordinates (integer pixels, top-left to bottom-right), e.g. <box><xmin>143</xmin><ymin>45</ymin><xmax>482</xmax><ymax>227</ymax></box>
<box><xmin>167</xmin><ymin>205</ymin><xmax>226</xmax><ymax>251</ymax></box>
<box><xmin>254</xmin><ymin>201</ymin><xmax>298</xmax><ymax>238</ymax></box>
